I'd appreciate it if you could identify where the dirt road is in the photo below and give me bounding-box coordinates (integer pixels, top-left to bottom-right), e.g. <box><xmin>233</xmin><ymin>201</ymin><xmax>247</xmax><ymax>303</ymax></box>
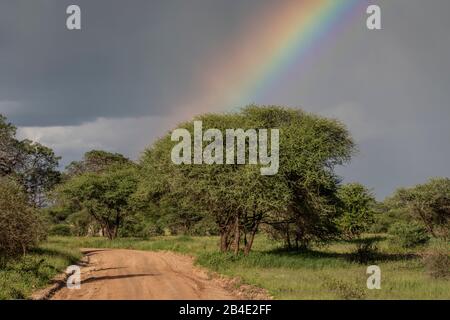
<box><xmin>51</xmin><ymin>248</ymin><xmax>239</xmax><ymax>300</ymax></box>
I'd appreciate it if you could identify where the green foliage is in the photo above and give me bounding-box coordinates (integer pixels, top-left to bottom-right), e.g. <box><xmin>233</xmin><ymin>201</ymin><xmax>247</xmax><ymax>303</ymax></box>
<box><xmin>387</xmin><ymin>178</ymin><xmax>450</xmax><ymax>239</ymax></box>
<box><xmin>16</xmin><ymin>141</ymin><xmax>61</xmax><ymax>206</ymax></box>
<box><xmin>348</xmin><ymin>238</ymin><xmax>379</xmax><ymax>264</ymax></box>
<box><xmin>0</xmin><ymin>114</ymin><xmax>60</xmax><ymax>206</ymax></box>
<box><xmin>48</xmin><ymin>224</ymin><xmax>73</xmax><ymax>236</ymax></box>
<box><xmin>56</xmin><ymin>164</ymin><xmax>139</xmax><ymax>239</ymax></box>
<box><xmin>336</xmin><ymin>183</ymin><xmax>376</xmax><ymax>239</ymax></box>
<box><xmin>138</xmin><ymin>105</ymin><xmax>355</xmax><ymax>253</ymax></box>
<box><xmin>0</xmin><ymin>114</ymin><xmax>20</xmax><ymax>176</ymax></box>
<box><xmin>388</xmin><ymin>222</ymin><xmax>430</xmax><ymax>248</ymax></box>
<box><xmin>118</xmin><ymin>210</ymin><xmax>164</xmax><ymax>238</ymax></box>
<box><xmin>0</xmin><ymin>178</ymin><xmax>45</xmax><ymax>256</ymax></box>
<box><xmin>65</xmin><ymin>149</ymin><xmax>131</xmax><ymax>178</ymax></box>
<box><xmin>0</xmin><ymin>240</ymin><xmax>81</xmax><ymax>299</ymax></box>
<box><xmin>51</xmin><ymin>150</ymin><xmax>139</xmax><ymax>238</ymax></box>
<box><xmin>322</xmin><ymin>276</ymin><xmax>366</xmax><ymax>300</ymax></box>
<box><xmin>43</xmin><ymin>206</ymin><xmax>73</xmax><ymax>224</ymax></box>
<box><xmin>369</xmin><ymin>201</ymin><xmax>409</xmax><ymax>233</ymax></box>
<box><xmin>66</xmin><ymin>209</ymin><xmax>99</xmax><ymax>236</ymax></box>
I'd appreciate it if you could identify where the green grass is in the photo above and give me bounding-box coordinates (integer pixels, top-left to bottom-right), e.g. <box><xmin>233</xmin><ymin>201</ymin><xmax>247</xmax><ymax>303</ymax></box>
<box><xmin>195</xmin><ymin>237</ymin><xmax>449</xmax><ymax>299</ymax></box>
<box><xmin>0</xmin><ymin>242</ymin><xmax>81</xmax><ymax>299</ymax></box>
<box><xmin>1</xmin><ymin>235</ymin><xmax>448</xmax><ymax>299</ymax></box>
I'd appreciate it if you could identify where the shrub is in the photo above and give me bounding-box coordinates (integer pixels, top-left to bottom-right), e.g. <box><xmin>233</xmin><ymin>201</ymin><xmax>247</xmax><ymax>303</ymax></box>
<box><xmin>322</xmin><ymin>276</ymin><xmax>366</xmax><ymax>300</ymax></box>
<box><xmin>0</xmin><ymin>178</ymin><xmax>45</xmax><ymax>256</ymax></box>
<box><xmin>48</xmin><ymin>224</ymin><xmax>73</xmax><ymax>236</ymax></box>
<box><xmin>142</xmin><ymin>224</ymin><xmax>164</xmax><ymax>238</ymax></box>
<box><xmin>421</xmin><ymin>247</ymin><xmax>450</xmax><ymax>279</ymax></box>
<box><xmin>369</xmin><ymin>221</ymin><xmax>388</xmax><ymax>234</ymax></box>
<box><xmin>336</xmin><ymin>183</ymin><xmax>376</xmax><ymax>239</ymax></box>
<box><xmin>66</xmin><ymin>209</ymin><xmax>98</xmax><ymax>236</ymax></box>
<box><xmin>188</xmin><ymin>217</ymin><xmax>219</xmax><ymax>236</ymax></box>
<box><xmin>387</xmin><ymin>178</ymin><xmax>450</xmax><ymax>239</ymax></box>
<box><xmin>388</xmin><ymin>222</ymin><xmax>430</xmax><ymax>248</ymax></box>
<box><xmin>349</xmin><ymin>239</ymin><xmax>379</xmax><ymax>264</ymax></box>
<box><xmin>369</xmin><ymin>207</ymin><xmax>409</xmax><ymax>233</ymax></box>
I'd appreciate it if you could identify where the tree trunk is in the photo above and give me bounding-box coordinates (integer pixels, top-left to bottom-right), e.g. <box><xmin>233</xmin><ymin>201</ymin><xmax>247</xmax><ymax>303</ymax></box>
<box><xmin>234</xmin><ymin>215</ymin><xmax>240</xmax><ymax>255</ymax></box>
<box><xmin>105</xmin><ymin>223</ymin><xmax>116</xmax><ymax>240</ymax></box>
<box><xmin>220</xmin><ymin>231</ymin><xmax>229</xmax><ymax>252</ymax></box>
<box><xmin>285</xmin><ymin>226</ymin><xmax>291</xmax><ymax>250</ymax></box>
<box><xmin>244</xmin><ymin>223</ymin><xmax>259</xmax><ymax>256</ymax></box>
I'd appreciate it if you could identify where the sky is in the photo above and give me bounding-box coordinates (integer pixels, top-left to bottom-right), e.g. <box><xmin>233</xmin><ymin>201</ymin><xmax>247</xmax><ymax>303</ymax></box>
<box><xmin>1</xmin><ymin>0</ymin><xmax>449</xmax><ymax>199</ymax></box>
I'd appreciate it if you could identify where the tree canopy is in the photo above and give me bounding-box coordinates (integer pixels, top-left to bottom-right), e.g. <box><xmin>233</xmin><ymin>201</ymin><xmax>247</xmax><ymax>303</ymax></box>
<box><xmin>387</xmin><ymin>177</ymin><xmax>450</xmax><ymax>239</ymax></box>
<box><xmin>65</xmin><ymin>150</ymin><xmax>130</xmax><ymax>177</ymax></box>
<box><xmin>336</xmin><ymin>183</ymin><xmax>376</xmax><ymax>239</ymax></box>
<box><xmin>56</xmin><ymin>164</ymin><xmax>139</xmax><ymax>239</ymax></box>
<box><xmin>0</xmin><ymin>177</ymin><xmax>44</xmax><ymax>255</ymax></box>
<box><xmin>0</xmin><ymin>114</ymin><xmax>60</xmax><ymax>207</ymax></box>
<box><xmin>137</xmin><ymin>105</ymin><xmax>356</xmax><ymax>253</ymax></box>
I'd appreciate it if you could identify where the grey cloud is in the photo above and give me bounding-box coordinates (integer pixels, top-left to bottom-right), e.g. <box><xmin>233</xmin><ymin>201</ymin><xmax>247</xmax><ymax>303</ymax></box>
<box><xmin>0</xmin><ymin>0</ymin><xmax>270</xmax><ymax>126</ymax></box>
<box><xmin>250</xmin><ymin>0</ymin><xmax>450</xmax><ymax>198</ymax></box>
<box><xmin>2</xmin><ymin>0</ymin><xmax>450</xmax><ymax>199</ymax></box>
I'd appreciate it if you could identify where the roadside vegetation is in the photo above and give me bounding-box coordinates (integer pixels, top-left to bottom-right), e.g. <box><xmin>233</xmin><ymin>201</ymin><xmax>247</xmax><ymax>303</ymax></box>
<box><xmin>0</xmin><ymin>107</ymin><xmax>448</xmax><ymax>300</ymax></box>
<box><xmin>0</xmin><ymin>241</ymin><xmax>81</xmax><ymax>299</ymax></box>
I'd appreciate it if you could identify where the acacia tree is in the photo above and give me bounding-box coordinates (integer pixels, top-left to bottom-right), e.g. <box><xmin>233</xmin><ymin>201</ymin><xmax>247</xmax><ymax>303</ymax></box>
<box><xmin>0</xmin><ymin>177</ymin><xmax>44</xmax><ymax>256</ymax></box>
<box><xmin>388</xmin><ymin>178</ymin><xmax>450</xmax><ymax>239</ymax></box>
<box><xmin>336</xmin><ymin>183</ymin><xmax>376</xmax><ymax>240</ymax></box>
<box><xmin>250</xmin><ymin>106</ymin><xmax>355</xmax><ymax>250</ymax></box>
<box><xmin>65</xmin><ymin>150</ymin><xmax>130</xmax><ymax>177</ymax></box>
<box><xmin>137</xmin><ymin>110</ymin><xmax>290</xmax><ymax>253</ymax></box>
<box><xmin>0</xmin><ymin>114</ymin><xmax>60</xmax><ymax>207</ymax></box>
<box><xmin>57</xmin><ymin>165</ymin><xmax>139</xmax><ymax>239</ymax></box>
<box><xmin>50</xmin><ymin>151</ymin><xmax>135</xmax><ymax>236</ymax></box>
<box><xmin>16</xmin><ymin>141</ymin><xmax>61</xmax><ymax>207</ymax></box>
<box><xmin>138</xmin><ymin>105</ymin><xmax>355</xmax><ymax>254</ymax></box>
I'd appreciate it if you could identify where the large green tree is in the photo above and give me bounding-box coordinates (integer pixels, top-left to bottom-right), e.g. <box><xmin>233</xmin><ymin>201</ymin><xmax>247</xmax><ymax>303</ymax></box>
<box><xmin>0</xmin><ymin>177</ymin><xmax>44</xmax><ymax>256</ymax></box>
<box><xmin>50</xmin><ymin>150</ymin><xmax>135</xmax><ymax>237</ymax></box>
<box><xmin>137</xmin><ymin>105</ymin><xmax>355</xmax><ymax>253</ymax></box>
<box><xmin>388</xmin><ymin>177</ymin><xmax>450</xmax><ymax>239</ymax></box>
<box><xmin>56</xmin><ymin>164</ymin><xmax>139</xmax><ymax>239</ymax></box>
<box><xmin>336</xmin><ymin>183</ymin><xmax>376</xmax><ymax>239</ymax></box>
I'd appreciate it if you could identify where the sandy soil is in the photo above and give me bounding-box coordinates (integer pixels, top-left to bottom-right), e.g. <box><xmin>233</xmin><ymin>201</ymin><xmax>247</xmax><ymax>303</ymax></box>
<box><xmin>51</xmin><ymin>248</ymin><xmax>239</xmax><ymax>300</ymax></box>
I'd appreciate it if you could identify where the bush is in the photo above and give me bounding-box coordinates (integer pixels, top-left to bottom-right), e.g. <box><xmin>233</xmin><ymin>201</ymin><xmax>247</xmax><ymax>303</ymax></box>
<box><xmin>48</xmin><ymin>224</ymin><xmax>73</xmax><ymax>236</ymax></box>
<box><xmin>336</xmin><ymin>183</ymin><xmax>375</xmax><ymax>239</ymax></box>
<box><xmin>349</xmin><ymin>239</ymin><xmax>379</xmax><ymax>264</ymax></box>
<box><xmin>388</xmin><ymin>222</ymin><xmax>430</xmax><ymax>248</ymax></box>
<box><xmin>66</xmin><ymin>210</ymin><xmax>98</xmax><ymax>236</ymax></box>
<box><xmin>188</xmin><ymin>217</ymin><xmax>219</xmax><ymax>236</ymax></box>
<box><xmin>0</xmin><ymin>178</ymin><xmax>45</xmax><ymax>256</ymax></box>
<box><xmin>322</xmin><ymin>276</ymin><xmax>366</xmax><ymax>300</ymax></box>
<box><xmin>421</xmin><ymin>247</ymin><xmax>450</xmax><ymax>279</ymax></box>
<box><xmin>369</xmin><ymin>207</ymin><xmax>408</xmax><ymax>233</ymax></box>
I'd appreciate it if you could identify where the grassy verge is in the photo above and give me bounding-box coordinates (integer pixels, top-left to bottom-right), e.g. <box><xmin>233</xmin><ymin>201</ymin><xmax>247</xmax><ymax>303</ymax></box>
<box><xmin>0</xmin><ymin>242</ymin><xmax>81</xmax><ymax>299</ymax></box>
<box><xmin>1</xmin><ymin>235</ymin><xmax>448</xmax><ymax>299</ymax></box>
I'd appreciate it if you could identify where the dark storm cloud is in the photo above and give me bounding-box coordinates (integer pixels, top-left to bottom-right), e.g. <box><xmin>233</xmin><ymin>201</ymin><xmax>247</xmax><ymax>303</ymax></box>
<box><xmin>2</xmin><ymin>0</ymin><xmax>450</xmax><ymax>199</ymax></box>
<box><xmin>0</xmin><ymin>0</ymin><xmax>267</xmax><ymax>126</ymax></box>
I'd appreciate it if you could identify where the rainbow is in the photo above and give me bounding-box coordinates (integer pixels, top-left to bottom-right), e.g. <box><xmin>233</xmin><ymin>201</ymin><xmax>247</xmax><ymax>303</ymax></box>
<box><xmin>177</xmin><ymin>0</ymin><xmax>367</xmax><ymax>118</ymax></box>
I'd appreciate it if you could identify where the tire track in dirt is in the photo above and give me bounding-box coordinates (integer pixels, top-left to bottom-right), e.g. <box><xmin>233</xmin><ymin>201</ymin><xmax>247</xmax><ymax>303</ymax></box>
<box><xmin>51</xmin><ymin>248</ymin><xmax>240</xmax><ymax>300</ymax></box>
